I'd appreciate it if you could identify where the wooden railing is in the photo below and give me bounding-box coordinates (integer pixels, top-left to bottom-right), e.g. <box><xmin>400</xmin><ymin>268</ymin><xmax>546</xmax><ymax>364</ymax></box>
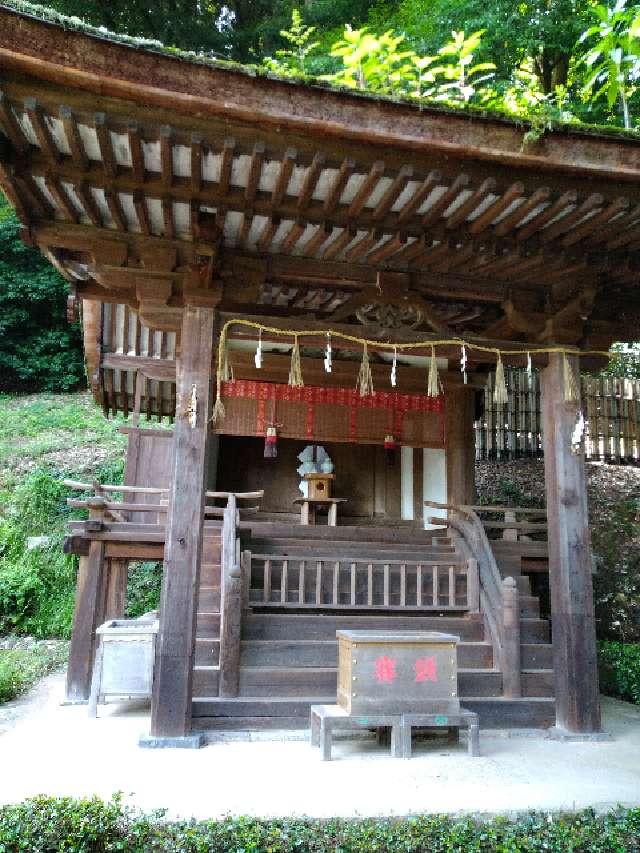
<box><xmin>243</xmin><ymin>552</ymin><xmax>479</xmax><ymax>612</ymax></box>
<box><xmin>64</xmin><ymin>480</ymin><xmax>263</xmax><ymax>523</ymax></box>
<box><xmin>466</xmin><ymin>505</ymin><xmax>547</xmax><ymax>542</ymax></box>
<box><xmin>425</xmin><ymin>501</ymin><xmax>521</xmax><ymax>698</ymax></box>
<box><xmin>475</xmin><ymin>367</ymin><xmax>640</xmax><ymax>463</ymax></box>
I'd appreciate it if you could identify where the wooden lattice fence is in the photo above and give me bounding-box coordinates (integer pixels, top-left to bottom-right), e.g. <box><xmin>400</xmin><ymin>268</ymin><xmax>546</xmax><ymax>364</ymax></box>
<box><xmin>475</xmin><ymin>369</ymin><xmax>640</xmax><ymax>463</ymax></box>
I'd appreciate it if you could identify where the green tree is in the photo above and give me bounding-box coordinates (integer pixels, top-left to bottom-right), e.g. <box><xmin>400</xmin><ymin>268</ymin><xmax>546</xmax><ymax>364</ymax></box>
<box><xmin>263</xmin><ymin>9</ymin><xmax>320</xmax><ymax>76</ymax></box>
<box><xmin>326</xmin><ymin>26</ymin><xmax>417</xmax><ymax>93</ymax></box>
<box><xmin>0</xmin><ymin>195</ymin><xmax>84</xmax><ymax>392</ymax></box>
<box><xmin>579</xmin><ymin>1</ymin><xmax>640</xmax><ymax>128</ymax></box>
<box><xmin>427</xmin><ymin>29</ymin><xmax>496</xmax><ymax>103</ymax></box>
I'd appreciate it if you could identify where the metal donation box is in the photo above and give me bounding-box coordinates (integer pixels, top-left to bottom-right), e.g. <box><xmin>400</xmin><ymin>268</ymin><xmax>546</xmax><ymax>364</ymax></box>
<box><xmin>88</xmin><ymin>616</ymin><xmax>159</xmax><ymax>716</ymax></box>
<box><xmin>337</xmin><ymin>630</ymin><xmax>460</xmax><ymax>715</ymax></box>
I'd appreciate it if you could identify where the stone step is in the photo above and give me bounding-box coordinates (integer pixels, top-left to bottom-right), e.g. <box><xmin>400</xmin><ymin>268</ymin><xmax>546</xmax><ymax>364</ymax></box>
<box><xmin>242</xmin><ymin>613</ymin><xmax>485</xmax><ymax>642</ymax></box>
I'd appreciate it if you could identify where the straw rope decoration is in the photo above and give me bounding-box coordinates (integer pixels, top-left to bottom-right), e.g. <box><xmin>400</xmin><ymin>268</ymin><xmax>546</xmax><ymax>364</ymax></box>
<box><xmin>288</xmin><ymin>335</ymin><xmax>304</xmax><ymax>387</ymax></box>
<box><xmin>427</xmin><ymin>345</ymin><xmax>440</xmax><ymax>397</ymax></box>
<box><xmin>210</xmin><ymin>318</ymin><xmax>634</xmax><ymax>423</ymax></box>
<box><xmin>493</xmin><ymin>352</ymin><xmax>509</xmax><ymax>405</ymax></box>
<box><xmin>357</xmin><ymin>341</ymin><xmax>374</xmax><ymax>397</ymax></box>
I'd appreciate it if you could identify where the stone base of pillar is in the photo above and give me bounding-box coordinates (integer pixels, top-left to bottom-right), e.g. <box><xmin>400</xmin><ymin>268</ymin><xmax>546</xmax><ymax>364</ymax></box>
<box><xmin>547</xmin><ymin>726</ymin><xmax>612</xmax><ymax>742</ymax></box>
<box><xmin>139</xmin><ymin>732</ymin><xmax>206</xmax><ymax>749</ymax></box>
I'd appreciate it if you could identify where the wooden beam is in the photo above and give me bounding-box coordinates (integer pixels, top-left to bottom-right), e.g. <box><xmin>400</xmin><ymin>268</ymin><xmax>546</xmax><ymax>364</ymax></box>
<box><xmin>151</xmin><ymin>304</ymin><xmax>214</xmax><ymax>738</ymax></box>
<box><xmin>347</xmin><ymin>160</ymin><xmax>385</xmax><ymax>218</ymax></box>
<box><xmin>218</xmin><ymin>136</ymin><xmax>235</xmax><ymax>196</ymax></box>
<box><xmin>446</xmin><ymin>385</ymin><xmax>476</xmax><ymax>505</ymax></box>
<box><xmin>371</xmin><ymin>164</ymin><xmax>412</xmax><ymax>221</ymax></box>
<box><xmin>302</xmin><ymin>222</ymin><xmax>332</xmax><ymax>257</ymax></box>
<box><xmin>422</xmin><ymin>174</ymin><xmax>470</xmax><ymax>227</ymax></box>
<box><xmin>159</xmin><ymin>125</ymin><xmax>173</xmax><ymax>189</ymax></box>
<box><xmin>323</xmin><ymin>157</ymin><xmax>355</xmax><ymax>216</ymax></box>
<box><xmin>245</xmin><ymin>140</ymin><xmax>265</xmax><ymax>204</ymax></box>
<box><xmin>190</xmin><ymin>132</ymin><xmax>203</xmax><ymax>193</ymax></box>
<box><xmin>297</xmin><ymin>151</ymin><xmax>325</xmax><ymax>211</ymax></box>
<box><xmin>322</xmin><ymin>226</ymin><xmax>356</xmax><ymax>261</ymax></box>
<box><xmin>493</xmin><ymin>186</ymin><xmax>550</xmax><ymax>236</ymax></box>
<box><xmin>516</xmin><ymin>189</ymin><xmax>577</xmax><ymax>242</ymax></box>
<box><xmin>541</xmin><ymin>352</ymin><xmax>601</xmax><ymax>734</ymax></box>
<box><xmin>469</xmin><ymin>181</ymin><xmax>524</xmax><ymax>235</ymax></box>
<box><xmin>397</xmin><ymin>170</ymin><xmax>442</xmax><ymax>225</ymax></box>
<box><xmin>0</xmin><ymin>89</ymin><xmax>28</xmax><ymax>153</ymax></box>
<box><xmin>446</xmin><ymin>177</ymin><xmax>496</xmax><ymax>229</ymax></box>
<box><xmin>133</xmin><ymin>189</ymin><xmax>150</xmax><ymax>235</ymax></box>
<box><xmin>94</xmin><ymin>112</ymin><xmax>116</xmax><ymax>178</ymax></box>
<box><xmin>127</xmin><ymin>121</ymin><xmax>144</xmax><ymax>182</ymax></box>
<box><xmin>59</xmin><ymin>105</ymin><xmax>88</xmax><ymax>170</ymax></box>
<box><xmin>44</xmin><ymin>172</ymin><xmax>79</xmax><ymax>223</ymax></box>
<box><xmin>104</xmin><ymin>188</ymin><xmax>127</xmax><ymax>231</ymax></box>
<box><xmin>24</xmin><ymin>97</ymin><xmax>60</xmax><ymax>162</ymax></box>
<box><xmin>272</xmin><ymin>147</ymin><xmax>296</xmax><ymax>208</ymax></box>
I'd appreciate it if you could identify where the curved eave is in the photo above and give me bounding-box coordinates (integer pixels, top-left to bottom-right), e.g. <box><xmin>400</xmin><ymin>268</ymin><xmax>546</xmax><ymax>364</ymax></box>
<box><xmin>1</xmin><ymin>3</ymin><xmax>640</xmax><ymax>185</ymax></box>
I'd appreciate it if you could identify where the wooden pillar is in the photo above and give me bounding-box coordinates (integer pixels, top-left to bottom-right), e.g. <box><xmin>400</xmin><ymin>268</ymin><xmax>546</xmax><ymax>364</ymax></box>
<box><xmin>105</xmin><ymin>559</ymin><xmax>128</xmax><ymax>620</ymax></box>
<box><xmin>149</xmin><ymin>305</ymin><xmax>214</xmax><ymax>740</ymax></box>
<box><xmin>541</xmin><ymin>352</ymin><xmax>601</xmax><ymax>733</ymax></box>
<box><xmin>66</xmin><ymin>540</ymin><xmax>106</xmax><ymax>701</ymax></box>
<box><xmin>446</xmin><ymin>385</ymin><xmax>476</xmax><ymax>506</ymax></box>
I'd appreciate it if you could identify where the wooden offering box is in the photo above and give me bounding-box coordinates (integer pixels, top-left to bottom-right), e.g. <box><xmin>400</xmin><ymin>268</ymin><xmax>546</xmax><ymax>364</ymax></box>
<box><xmin>304</xmin><ymin>472</ymin><xmax>334</xmax><ymax>500</ymax></box>
<box><xmin>337</xmin><ymin>630</ymin><xmax>460</xmax><ymax>715</ymax></box>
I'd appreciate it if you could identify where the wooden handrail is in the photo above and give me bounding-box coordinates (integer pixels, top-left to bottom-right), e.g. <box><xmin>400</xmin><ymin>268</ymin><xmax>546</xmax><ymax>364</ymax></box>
<box><xmin>425</xmin><ymin>499</ymin><xmax>521</xmax><ymax>697</ymax></box>
<box><xmin>64</xmin><ymin>479</ymin><xmax>264</xmax><ymax>502</ymax></box>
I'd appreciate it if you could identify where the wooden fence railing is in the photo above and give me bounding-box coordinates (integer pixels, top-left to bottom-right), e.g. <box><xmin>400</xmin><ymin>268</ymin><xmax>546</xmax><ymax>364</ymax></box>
<box><xmin>244</xmin><ymin>552</ymin><xmax>480</xmax><ymax>612</ymax></box>
<box><xmin>475</xmin><ymin>369</ymin><xmax>640</xmax><ymax>463</ymax></box>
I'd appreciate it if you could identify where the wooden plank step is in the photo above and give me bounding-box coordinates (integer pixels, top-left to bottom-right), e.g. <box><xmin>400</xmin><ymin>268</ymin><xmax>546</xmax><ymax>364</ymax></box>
<box><xmin>197</xmin><ymin>612</ymin><xmax>221</xmax><ymax>636</ymax></box>
<box><xmin>197</xmin><ymin>585</ymin><xmax>220</xmax><ymax>611</ymax></box>
<box><xmin>239</xmin><ymin>639</ymin><xmax>493</xmax><ymax>669</ymax></box>
<box><xmin>193</xmin><ymin>665</ymin><xmax>219</xmax><ymax>694</ymax></box>
<box><xmin>520</xmin><ymin>618</ymin><xmax>550</xmax><ymax>643</ymax></box>
<box><xmin>192</xmin><ymin>696</ymin><xmax>556</xmax><ymax>729</ymax></box>
<box><xmin>194</xmin><ymin>716</ymin><xmax>309</xmax><ymax>731</ymax></box>
<box><xmin>242</xmin><ymin>613</ymin><xmax>485</xmax><ymax>641</ymax></box>
<box><xmin>244</xmin><ymin>523</ymin><xmax>452</xmax><ymax>545</ymax></box>
<box><xmin>195</xmin><ymin>637</ymin><xmax>220</xmax><ymax>665</ymax></box>
<box><xmin>521</xmin><ymin>643</ymin><xmax>553</xmax><ymax>669</ymax></box>
<box><xmin>462</xmin><ymin>697</ymin><xmax>555</xmax><ymax>729</ymax></box>
<box><xmin>248</xmin><ymin>548</ymin><xmax>460</xmax><ymax>561</ymax></box>
<box><xmin>235</xmin><ymin>666</ymin><xmax>502</xmax><ymax>698</ymax></box>
<box><xmin>521</xmin><ymin>669</ymin><xmax>555</xmax><ymax>698</ymax></box>
<box><xmin>519</xmin><ymin>595</ymin><xmax>540</xmax><ymax>617</ymax></box>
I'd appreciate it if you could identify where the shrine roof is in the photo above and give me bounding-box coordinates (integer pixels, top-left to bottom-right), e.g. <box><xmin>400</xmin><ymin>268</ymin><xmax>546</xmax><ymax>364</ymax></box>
<box><xmin>1</xmin><ymin>0</ymin><xmax>639</xmax><ymax>393</ymax></box>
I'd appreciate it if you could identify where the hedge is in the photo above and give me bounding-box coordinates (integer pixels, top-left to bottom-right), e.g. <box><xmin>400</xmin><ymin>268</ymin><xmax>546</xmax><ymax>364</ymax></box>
<box><xmin>599</xmin><ymin>642</ymin><xmax>640</xmax><ymax>705</ymax></box>
<box><xmin>0</xmin><ymin>797</ymin><xmax>639</xmax><ymax>852</ymax></box>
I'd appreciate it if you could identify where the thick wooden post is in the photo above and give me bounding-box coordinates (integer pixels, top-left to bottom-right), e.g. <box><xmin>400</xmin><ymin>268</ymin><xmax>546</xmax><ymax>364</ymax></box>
<box><xmin>66</xmin><ymin>498</ymin><xmax>108</xmax><ymax>701</ymax></box>
<box><xmin>541</xmin><ymin>352</ymin><xmax>601</xmax><ymax>733</ymax></box>
<box><xmin>66</xmin><ymin>540</ymin><xmax>106</xmax><ymax>701</ymax></box>
<box><xmin>105</xmin><ymin>559</ymin><xmax>128</xmax><ymax>620</ymax></box>
<box><xmin>219</xmin><ymin>495</ymin><xmax>242</xmax><ymax>697</ymax></box>
<box><xmin>501</xmin><ymin>577</ymin><xmax>521</xmax><ymax>699</ymax></box>
<box><xmin>446</xmin><ymin>385</ymin><xmax>476</xmax><ymax>506</ymax></box>
<box><xmin>148</xmin><ymin>305</ymin><xmax>214</xmax><ymax>742</ymax></box>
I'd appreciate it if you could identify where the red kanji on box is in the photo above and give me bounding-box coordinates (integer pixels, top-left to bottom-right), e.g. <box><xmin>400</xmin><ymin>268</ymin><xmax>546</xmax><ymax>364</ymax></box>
<box><xmin>375</xmin><ymin>655</ymin><xmax>397</xmax><ymax>684</ymax></box>
<box><xmin>415</xmin><ymin>656</ymin><xmax>438</xmax><ymax>683</ymax></box>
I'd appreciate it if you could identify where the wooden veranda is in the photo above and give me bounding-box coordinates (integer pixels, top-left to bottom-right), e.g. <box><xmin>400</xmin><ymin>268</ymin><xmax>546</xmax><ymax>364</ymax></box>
<box><xmin>1</xmin><ymin>2</ymin><xmax>639</xmax><ymax>742</ymax></box>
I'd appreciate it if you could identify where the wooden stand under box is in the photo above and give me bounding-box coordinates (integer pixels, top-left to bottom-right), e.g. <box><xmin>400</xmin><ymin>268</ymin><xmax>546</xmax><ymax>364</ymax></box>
<box><xmin>337</xmin><ymin>630</ymin><xmax>460</xmax><ymax>715</ymax></box>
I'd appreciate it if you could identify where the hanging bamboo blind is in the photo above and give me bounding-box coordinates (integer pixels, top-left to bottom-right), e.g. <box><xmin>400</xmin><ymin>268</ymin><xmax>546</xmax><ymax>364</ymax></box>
<box><xmin>475</xmin><ymin>369</ymin><xmax>640</xmax><ymax>463</ymax></box>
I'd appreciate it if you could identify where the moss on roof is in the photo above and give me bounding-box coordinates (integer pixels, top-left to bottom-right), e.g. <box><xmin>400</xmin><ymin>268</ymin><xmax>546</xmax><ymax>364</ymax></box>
<box><xmin>2</xmin><ymin>0</ymin><xmax>640</xmax><ymax>146</ymax></box>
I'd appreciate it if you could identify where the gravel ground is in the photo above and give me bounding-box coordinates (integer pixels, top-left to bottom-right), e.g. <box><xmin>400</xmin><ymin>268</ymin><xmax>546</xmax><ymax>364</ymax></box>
<box><xmin>0</xmin><ymin>672</ymin><xmax>639</xmax><ymax>819</ymax></box>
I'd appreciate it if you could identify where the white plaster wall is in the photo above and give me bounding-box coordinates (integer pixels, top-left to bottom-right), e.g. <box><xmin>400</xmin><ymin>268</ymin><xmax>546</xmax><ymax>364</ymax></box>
<box><xmin>400</xmin><ymin>446</ymin><xmax>414</xmax><ymax>520</ymax></box>
<box><xmin>423</xmin><ymin>447</ymin><xmax>447</xmax><ymax>529</ymax></box>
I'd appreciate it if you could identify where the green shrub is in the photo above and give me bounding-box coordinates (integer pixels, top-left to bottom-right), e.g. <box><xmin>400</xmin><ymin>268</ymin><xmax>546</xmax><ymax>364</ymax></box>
<box><xmin>599</xmin><ymin>641</ymin><xmax>640</xmax><ymax>705</ymax></box>
<box><xmin>0</xmin><ymin>797</ymin><xmax>639</xmax><ymax>852</ymax></box>
<box><xmin>0</xmin><ymin>644</ymin><xmax>68</xmax><ymax>703</ymax></box>
<box><xmin>126</xmin><ymin>562</ymin><xmax>162</xmax><ymax>618</ymax></box>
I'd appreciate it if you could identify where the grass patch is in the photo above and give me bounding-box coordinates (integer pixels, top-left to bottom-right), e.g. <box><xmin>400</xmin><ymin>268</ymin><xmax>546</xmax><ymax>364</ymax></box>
<box><xmin>0</xmin><ymin>641</ymin><xmax>68</xmax><ymax>703</ymax></box>
<box><xmin>0</xmin><ymin>797</ymin><xmax>639</xmax><ymax>851</ymax></box>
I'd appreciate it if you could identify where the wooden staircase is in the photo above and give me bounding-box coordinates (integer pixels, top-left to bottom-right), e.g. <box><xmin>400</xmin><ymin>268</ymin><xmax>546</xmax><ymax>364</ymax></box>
<box><xmin>191</xmin><ymin>522</ymin><xmax>555</xmax><ymax>730</ymax></box>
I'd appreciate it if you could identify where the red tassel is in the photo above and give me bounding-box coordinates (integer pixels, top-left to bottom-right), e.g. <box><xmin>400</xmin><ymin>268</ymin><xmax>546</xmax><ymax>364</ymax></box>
<box><xmin>264</xmin><ymin>425</ymin><xmax>278</xmax><ymax>459</ymax></box>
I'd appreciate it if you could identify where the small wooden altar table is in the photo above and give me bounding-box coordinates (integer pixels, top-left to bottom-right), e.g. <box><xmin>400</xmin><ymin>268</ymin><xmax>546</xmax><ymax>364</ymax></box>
<box><xmin>293</xmin><ymin>497</ymin><xmax>346</xmax><ymax>526</ymax></box>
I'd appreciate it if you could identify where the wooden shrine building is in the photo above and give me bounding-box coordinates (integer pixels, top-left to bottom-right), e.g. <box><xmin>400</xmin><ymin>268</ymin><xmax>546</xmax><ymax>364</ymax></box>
<box><xmin>1</xmin><ymin>2</ymin><xmax>639</xmax><ymax>743</ymax></box>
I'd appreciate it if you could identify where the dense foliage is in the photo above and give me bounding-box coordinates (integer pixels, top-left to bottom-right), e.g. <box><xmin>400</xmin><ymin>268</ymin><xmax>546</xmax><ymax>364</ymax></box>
<box><xmin>43</xmin><ymin>0</ymin><xmax>640</xmax><ymax>129</ymax></box>
<box><xmin>0</xmin><ymin>796</ymin><xmax>639</xmax><ymax>852</ymax></box>
<box><xmin>599</xmin><ymin>640</ymin><xmax>640</xmax><ymax>704</ymax></box>
<box><xmin>0</xmin><ymin>195</ymin><xmax>84</xmax><ymax>393</ymax></box>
